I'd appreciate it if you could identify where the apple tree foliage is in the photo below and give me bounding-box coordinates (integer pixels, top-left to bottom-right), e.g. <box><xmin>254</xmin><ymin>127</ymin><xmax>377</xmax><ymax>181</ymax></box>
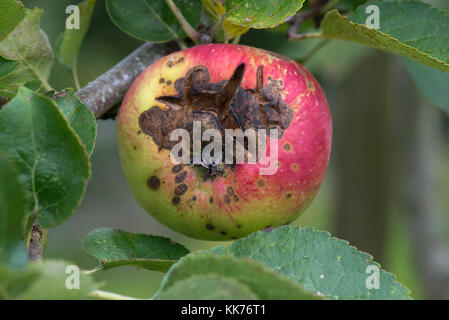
<box><xmin>1</xmin><ymin>0</ymin><xmax>448</xmax><ymax>299</ymax></box>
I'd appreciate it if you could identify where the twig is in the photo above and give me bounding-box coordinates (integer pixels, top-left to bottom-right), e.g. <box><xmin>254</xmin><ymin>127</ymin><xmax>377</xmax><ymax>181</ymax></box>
<box><xmin>165</xmin><ymin>0</ymin><xmax>210</xmax><ymax>45</ymax></box>
<box><xmin>287</xmin><ymin>3</ymin><xmax>322</xmax><ymax>40</ymax></box>
<box><xmin>28</xmin><ymin>225</ymin><xmax>42</xmax><ymax>261</ymax></box>
<box><xmin>287</xmin><ymin>0</ymin><xmax>341</xmax><ymax>41</ymax></box>
<box><xmin>89</xmin><ymin>289</ymin><xmax>140</xmax><ymax>300</ymax></box>
<box><xmin>289</xmin><ymin>32</ymin><xmax>324</xmax><ymax>41</ymax></box>
<box><xmin>76</xmin><ymin>42</ymin><xmax>179</xmax><ymax>119</ymax></box>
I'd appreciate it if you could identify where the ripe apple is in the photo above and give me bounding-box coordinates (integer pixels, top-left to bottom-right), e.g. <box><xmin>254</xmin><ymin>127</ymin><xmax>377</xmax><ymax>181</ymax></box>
<box><xmin>117</xmin><ymin>44</ymin><xmax>332</xmax><ymax>240</ymax></box>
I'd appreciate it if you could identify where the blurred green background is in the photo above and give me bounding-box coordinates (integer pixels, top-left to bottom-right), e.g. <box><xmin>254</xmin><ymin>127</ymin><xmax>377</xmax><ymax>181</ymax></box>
<box><xmin>22</xmin><ymin>0</ymin><xmax>449</xmax><ymax>299</ymax></box>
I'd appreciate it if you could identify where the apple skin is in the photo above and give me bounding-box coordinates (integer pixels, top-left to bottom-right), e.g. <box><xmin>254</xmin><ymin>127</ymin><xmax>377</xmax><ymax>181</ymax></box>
<box><xmin>117</xmin><ymin>44</ymin><xmax>332</xmax><ymax>240</ymax></box>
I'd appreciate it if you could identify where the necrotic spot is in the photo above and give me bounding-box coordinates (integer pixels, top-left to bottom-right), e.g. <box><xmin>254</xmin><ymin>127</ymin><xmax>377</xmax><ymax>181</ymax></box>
<box><xmin>226</xmin><ymin>186</ymin><xmax>234</xmax><ymax>196</ymax></box>
<box><xmin>175</xmin><ymin>184</ymin><xmax>188</xmax><ymax>196</ymax></box>
<box><xmin>147</xmin><ymin>176</ymin><xmax>160</xmax><ymax>189</ymax></box>
<box><xmin>206</xmin><ymin>223</ymin><xmax>215</xmax><ymax>230</ymax></box>
<box><xmin>159</xmin><ymin>78</ymin><xmax>165</xmax><ymax>83</ymax></box>
<box><xmin>223</xmin><ymin>195</ymin><xmax>231</xmax><ymax>204</ymax></box>
<box><xmin>209</xmin><ymin>197</ymin><xmax>213</xmax><ymax>203</ymax></box>
<box><xmin>257</xmin><ymin>179</ymin><xmax>265</xmax><ymax>187</ymax></box>
<box><xmin>172</xmin><ymin>197</ymin><xmax>180</xmax><ymax>205</ymax></box>
<box><xmin>172</xmin><ymin>164</ymin><xmax>183</xmax><ymax>173</ymax></box>
<box><xmin>221</xmin><ymin>231</ymin><xmax>227</xmax><ymax>235</ymax></box>
<box><xmin>175</xmin><ymin>171</ymin><xmax>187</xmax><ymax>183</ymax></box>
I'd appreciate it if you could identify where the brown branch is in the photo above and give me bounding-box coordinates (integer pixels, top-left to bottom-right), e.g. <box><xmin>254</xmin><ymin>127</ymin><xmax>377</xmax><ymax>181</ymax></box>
<box><xmin>288</xmin><ymin>5</ymin><xmax>322</xmax><ymax>39</ymax></box>
<box><xmin>287</xmin><ymin>0</ymin><xmax>341</xmax><ymax>41</ymax></box>
<box><xmin>76</xmin><ymin>42</ymin><xmax>180</xmax><ymax>119</ymax></box>
<box><xmin>28</xmin><ymin>225</ymin><xmax>43</xmax><ymax>261</ymax></box>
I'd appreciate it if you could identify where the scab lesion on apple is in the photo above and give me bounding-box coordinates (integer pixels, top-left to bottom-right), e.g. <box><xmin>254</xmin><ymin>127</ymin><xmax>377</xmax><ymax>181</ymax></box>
<box><xmin>138</xmin><ymin>63</ymin><xmax>293</xmax><ymax>168</ymax></box>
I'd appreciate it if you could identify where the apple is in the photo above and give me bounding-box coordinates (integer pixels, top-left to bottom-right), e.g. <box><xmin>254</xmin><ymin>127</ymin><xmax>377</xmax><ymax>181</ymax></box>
<box><xmin>117</xmin><ymin>44</ymin><xmax>332</xmax><ymax>240</ymax></box>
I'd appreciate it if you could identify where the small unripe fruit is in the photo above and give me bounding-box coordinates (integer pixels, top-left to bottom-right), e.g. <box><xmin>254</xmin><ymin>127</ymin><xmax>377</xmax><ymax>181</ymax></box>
<box><xmin>117</xmin><ymin>44</ymin><xmax>332</xmax><ymax>240</ymax></box>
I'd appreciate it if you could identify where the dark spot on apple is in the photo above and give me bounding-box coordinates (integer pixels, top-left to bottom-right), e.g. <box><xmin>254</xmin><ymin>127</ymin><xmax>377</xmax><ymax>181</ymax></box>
<box><xmin>172</xmin><ymin>197</ymin><xmax>180</xmax><ymax>205</ymax></box>
<box><xmin>283</xmin><ymin>142</ymin><xmax>291</xmax><ymax>151</ymax></box>
<box><xmin>172</xmin><ymin>164</ymin><xmax>183</xmax><ymax>173</ymax></box>
<box><xmin>223</xmin><ymin>195</ymin><xmax>231</xmax><ymax>204</ymax></box>
<box><xmin>286</xmin><ymin>193</ymin><xmax>292</xmax><ymax>199</ymax></box>
<box><xmin>147</xmin><ymin>176</ymin><xmax>160</xmax><ymax>189</ymax></box>
<box><xmin>237</xmin><ymin>224</ymin><xmax>242</xmax><ymax>228</ymax></box>
<box><xmin>231</xmin><ymin>236</ymin><xmax>238</xmax><ymax>239</ymax></box>
<box><xmin>221</xmin><ymin>231</ymin><xmax>227</xmax><ymax>235</ymax></box>
<box><xmin>257</xmin><ymin>179</ymin><xmax>265</xmax><ymax>187</ymax></box>
<box><xmin>233</xmin><ymin>195</ymin><xmax>239</xmax><ymax>202</ymax></box>
<box><xmin>192</xmin><ymin>196</ymin><xmax>196</xmax><ymax>201</ymax></box>
<box><xmin>166</xmin><ymin>80</ymin><xmax>172</xmax><ymax>85</ymax></box>
<box><xmin>133</xmin><ymin>145</ymin><xmax>137</xmax><ymax>150</ymax></box>
<box><xmin>159</xmin><ymin>78</ymin><xmax>165</xmax><ymax>83</ymax></box>
<box><xmin>175</xmin><ymin>171</ymin><xmax>187</xmax><ymax>183</ymax></box>
<box><xmin>206</xmin><ymin>223</ymin><xmax>215</xmax><ymax>230</ymax></box>
<box><xmin>175</xmin><ymin>184</ymin><xmax>187</xmax><ymax>196</ymax></box>
<box><xmin>137</xmin><ymin>130</ymin><xmax>141</xmax><ymax>135</ymax></box>
<box><xmin>209</xmin><ymin>196</ymin><xmax>214</xmax><ymax>203</ymax></box>
<box><xmin>227</xmin><ymin>186</ymin><xmax>235</xmax><ymax>196</ymax></box>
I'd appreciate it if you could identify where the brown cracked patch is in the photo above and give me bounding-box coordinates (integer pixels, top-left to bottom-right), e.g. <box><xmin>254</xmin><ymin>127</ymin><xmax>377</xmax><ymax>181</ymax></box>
<box><xmin>139</xmin><ymin>63</ymin><xmax>293</xmax><ymax>177</ymax></box>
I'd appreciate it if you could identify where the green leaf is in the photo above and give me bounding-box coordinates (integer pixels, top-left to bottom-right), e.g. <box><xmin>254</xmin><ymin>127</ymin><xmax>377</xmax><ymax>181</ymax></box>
<box><xmin>0</xmin><ymin>87</ymin><xmax>90</xmax><ymax>228</ymax></box>
<box><xmin>202</xmin><ymin>0</ymin><xmax>248</xmax><ymax>42</ymax></box>
<box><xmin>321</xmin><ymin>1</ymin><xmax>449</xmax><ymax>72</ymax></box>
<box><xmin>0</xmin><ymin>152</ymin><xmax>28</xmax><ymax>269</ymax></box>
<box><xmin>156</xmin><ymin>254</ymin><xmax>317</xmax><ymax>299</ymax></box>
<box><xmin>19</xmin><ymin>260</ymin><xmax>97</xmax><ymax>300</ymax></box>
<box><xmin>0</xmin><ymin>262</ymin><xmax>39</xmax><ymax>299</ymax></box>
<box><xmin>52</xmin><ymin>88</ymin><xmax>97</xmax><ymax>155</ymax></box>
<box><xmin>82</xmin><ymin>228</ymin><xmax>190</xmax><ymax>272</ymax></box>
<box><xmin>225</xmin><ymin>0</ymin><xmax>305</xmax><ymax>29</ymax></box>
<box><xmin>156</xmin><ymin>274</ymin><xmax>258</xmax><ymax>299</ymax></box>
<box><xmin>0</xmin><ymin>8</ymin><xmax>53</xmax><ymax>95</ymax></box>
<box><xmin>403</xmin><ymin>58</ymin><xmax>449</xmax><ymax>113</ymax></box>
<box><xmin>0</xmin><ymin>0</ymin><xmax>26</xmax><ymax>41</ymax></box>
<box><xmin>56</xmin><ymin>0</ymin><xmax>96</xmax><ymax>71</ymax></box>
<box><xmin>210</xmin><ymin>226</ymin><xmax>411</xmax><ymax>299</ymax></box>
<box><xmin>0</xmin><ymin>56</ymin><xmax>18</xmax><ymax>79</ymax></box>
<box><xmin>106</xmin><ymin>0</ymin><xmax>202</xmax><ymax>42</ymax></box>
